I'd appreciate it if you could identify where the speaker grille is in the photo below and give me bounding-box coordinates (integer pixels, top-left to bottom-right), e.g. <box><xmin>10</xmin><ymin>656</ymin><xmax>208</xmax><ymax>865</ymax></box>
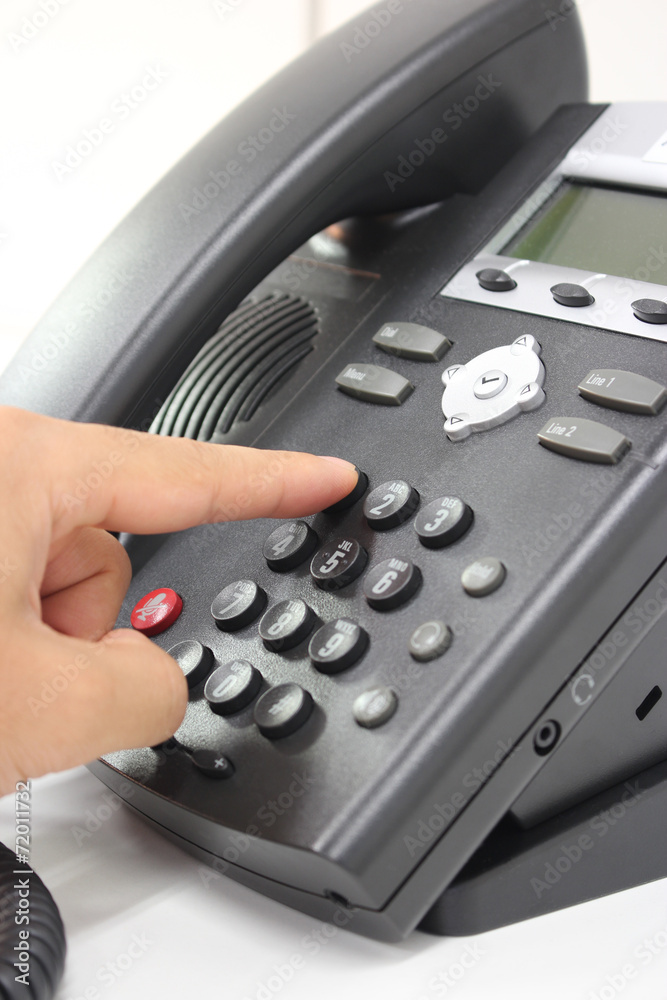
<box><xmin>151</xmin><ymin>292</ymin><xmax>319</xmax><ymax>441</ymax></box>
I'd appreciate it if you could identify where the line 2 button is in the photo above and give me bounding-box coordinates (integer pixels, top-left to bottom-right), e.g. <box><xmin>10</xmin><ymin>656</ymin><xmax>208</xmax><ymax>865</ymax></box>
<box><xmin>335</xmin><ymin>364</ymin><xmax>414</xmax><ymax>405</ymax></box>
<box><xmin>538</xmin><ymin>417</ymin><xmax>630</xmax><ymax>464</ymax></box>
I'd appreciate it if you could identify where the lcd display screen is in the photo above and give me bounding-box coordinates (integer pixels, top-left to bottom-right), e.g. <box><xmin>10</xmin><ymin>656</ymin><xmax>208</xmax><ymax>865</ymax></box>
<box><xmin>503</xmin><ymin>182</ymin><xmax>667</xmax><ymax>286</ymax></box>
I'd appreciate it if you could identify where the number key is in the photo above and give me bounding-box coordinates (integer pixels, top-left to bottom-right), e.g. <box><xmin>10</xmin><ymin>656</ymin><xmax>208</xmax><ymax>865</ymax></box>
<box><xmin>363</xmin><ymin>480</ymin><xmax>419</xmax><ymax>530</ymax></box>
<box><xmin>211</xmin><ymin>580</ymin><xmax>267</xmax><ymax>631</ymax></box>
<box><xmin>308</xmin><ymin>618</ymin><xmax>369</xmax><ymax>674</ymax></box>
<box><xmin>310</xmin><ymin>537</ymin><xmax>368</xmax><ymax>590</ymax></box>
<box><xmin>259</xmin><ymin>599</ymin><xmax>316</xmax><ymax>651</ymax></box>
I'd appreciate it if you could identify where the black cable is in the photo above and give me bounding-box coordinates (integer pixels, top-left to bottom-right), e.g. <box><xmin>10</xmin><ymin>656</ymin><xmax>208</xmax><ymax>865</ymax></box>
<box><xmin>0</xmin><ymin>842</ymin><xmax>66</xmax><ymax>1000</ymax></box>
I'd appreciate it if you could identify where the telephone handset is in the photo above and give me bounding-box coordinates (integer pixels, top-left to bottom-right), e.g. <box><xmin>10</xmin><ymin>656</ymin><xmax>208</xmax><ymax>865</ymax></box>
<box><xmin>2</xmin><ymin>0</ymin><xmax>667</xmax><ymax>950</ymax></box>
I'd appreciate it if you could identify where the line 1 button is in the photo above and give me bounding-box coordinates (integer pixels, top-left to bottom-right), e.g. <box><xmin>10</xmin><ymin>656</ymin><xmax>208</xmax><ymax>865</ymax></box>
<box><xmin>578</xmin><ymin>370</ymin><xmax>667</xmax><ymax>415</ymax></box>
<box><xmin>538</xmin><ymin>417</ymin><xmax>630</xmax><ymax>464</ymax></box>
<box><xmin>335</xmin><ymin>364</ymin><xmax>414</xmax><ymax>405</ymax></box>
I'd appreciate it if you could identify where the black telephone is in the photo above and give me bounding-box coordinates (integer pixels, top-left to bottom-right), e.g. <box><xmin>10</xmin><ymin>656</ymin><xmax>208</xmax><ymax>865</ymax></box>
<box><xmin>1</xmin><ymin>0</ymin><xmax>666</xmax><ymax>952</ymax></box>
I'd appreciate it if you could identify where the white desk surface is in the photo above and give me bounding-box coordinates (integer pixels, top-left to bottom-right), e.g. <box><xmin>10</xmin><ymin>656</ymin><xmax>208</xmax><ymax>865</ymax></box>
<box><xmin>1</xmin><ymin>768</ymin><xmax>665</xmax><ymax>1000</ymax></box>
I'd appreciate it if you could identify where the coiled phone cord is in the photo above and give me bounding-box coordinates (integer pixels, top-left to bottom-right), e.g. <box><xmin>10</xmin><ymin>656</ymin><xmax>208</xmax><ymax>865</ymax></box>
<box><xmin>0</xmin><ymin>841</ymin><xmax>66</xmax><ymax>999</ymax></box>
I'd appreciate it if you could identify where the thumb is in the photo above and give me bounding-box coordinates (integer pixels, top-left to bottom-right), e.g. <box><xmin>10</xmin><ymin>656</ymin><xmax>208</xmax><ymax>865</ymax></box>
<box><xmin>11</xmin><ymin>626</ymin><xmax>187</xmax><ymax>786</ymax></box>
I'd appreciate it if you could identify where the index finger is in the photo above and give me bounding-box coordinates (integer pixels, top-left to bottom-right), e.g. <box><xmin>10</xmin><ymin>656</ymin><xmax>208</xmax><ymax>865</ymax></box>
<box><xmin>7</xmin><ymin>407</ymin><xmax>359</xmax><ymax>535</ymax></box>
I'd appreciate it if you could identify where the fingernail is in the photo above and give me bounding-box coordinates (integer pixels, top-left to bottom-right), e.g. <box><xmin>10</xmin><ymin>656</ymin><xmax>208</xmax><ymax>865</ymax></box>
<box><xmin>320</xmin><ymin>456</ymin><xmax>357</xmax><ymax>471</ymax></box>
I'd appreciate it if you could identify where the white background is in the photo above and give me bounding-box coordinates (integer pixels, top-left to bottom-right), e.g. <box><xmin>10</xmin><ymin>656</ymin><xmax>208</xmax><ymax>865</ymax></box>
<box><xmin>1</xmin><ymin>1</ymin><xmax>666</xmax><ymax>999</ymax></box>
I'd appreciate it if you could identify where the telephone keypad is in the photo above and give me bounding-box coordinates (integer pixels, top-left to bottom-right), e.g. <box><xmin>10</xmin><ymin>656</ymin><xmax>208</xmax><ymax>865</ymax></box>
<box><xmin>323</xmin><ymin>468</ymin><xmax>368</xmax><ymax>512</ymax></box>
<box><xmin>253</xmin><ymin>683</ymin><xmax>314</xmax><ymax>739</ymax></box>
<box><xmin>308</xmin><ymin>618</ymin><xmax>369</xmax><ymax>674</ymax></box>
<box><xmin>167</xmin><ymin>640</ymin><xmax>214</xmax><ymax>689</ymax></box>
<box><xmin>363</xmin><ymin>557</ymin><xmax>422</xmax><ymax>611</ymax></box>
<box><xmin>204</xmin><ymin>659</ymin><xmax>263</xmax><ymax>715</ymax></box>
<box><xmin>310</xmin><ymin>537</ymin><xmax>368</xmax><ymax>590</ymax></box>
<box><xmin>408</xmin><ymin>621</ymin><xmax>453</xmax><ymax>662</ymax></box>
<box><xmin>414</xmin><ymin>496</ymin><xmax>473</xmax><ymax>548</ymax></box>
<box><xmin>259</xmin><ymin>599</ymin><xmax>316</xmax><ymax>651</ymax></box>
<box><xmin>211</xmin><ymin>580</ymin><xmax>267</xmax><ymax>631</ymax></box>
<box><xmin>263</xmin><ymin>520</ymin><xmax>319</xmax><ymax>571</ymax></box>
<box><xmin>363</xmin><ymin>480</ymin><xmax>420</xmax><ymax>530</ymax></box>
<box><xmin>191</xmin><ymin>749</ymin><xmax>235</xmax><ymax>779</ymax></box>
<box><xmin>461</xmin><ymin>558</ymin><xmax>506</xmax><ymax>597</ymax></box>
<box><xmin>353</xmin><ymin>687</ymin><xmax>398</xmax><ymax>728</ymax></box>
<box><xmin>131</xmin><ymin>587</ymin><xmax>183</xmax><ymax>636</ymax></box>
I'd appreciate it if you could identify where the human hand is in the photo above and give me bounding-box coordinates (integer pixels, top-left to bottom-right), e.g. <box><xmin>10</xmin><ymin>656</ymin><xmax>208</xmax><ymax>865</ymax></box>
<box><xmin>0</xmin><ymin>406</ymin><xmax>357</xmax><ymax>795</ymax></box>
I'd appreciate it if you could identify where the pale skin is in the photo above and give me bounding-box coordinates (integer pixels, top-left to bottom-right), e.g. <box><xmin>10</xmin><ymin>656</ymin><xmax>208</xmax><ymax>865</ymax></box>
<box><xmin>0</xmin><ymin>406</ymin><xmax>358</xmax><ymax>796</ymax></box>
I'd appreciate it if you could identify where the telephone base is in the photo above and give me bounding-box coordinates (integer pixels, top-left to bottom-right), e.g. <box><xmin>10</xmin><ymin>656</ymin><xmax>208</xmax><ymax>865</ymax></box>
<box><xmin>419</xmin><ymin>757</ymin><xmax>667</xmax><ymax>937</ymax></box>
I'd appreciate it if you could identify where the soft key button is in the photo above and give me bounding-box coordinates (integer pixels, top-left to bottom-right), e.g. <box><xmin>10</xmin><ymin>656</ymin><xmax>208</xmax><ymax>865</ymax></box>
<box><xmin>538</xmin><ymin>417</ymin><xmax>630</xmax><ymax>464</ymax></box>
<box><xmin>372</xmin><ymin>322</ymin><xmax>451</xmax><ymax>361</ymax></box>
<box><xmin>335</xmin><ymin>364</ymin><xmax>414</xmax><ymax>405</ymax></box>
<box><xmin>578</xmin><ymin>370</ymin><xmax>667</xmax><ymax>415</ymax></box>
<box><xmin>441</xmin><ymin>335</ymin><xmax>545</xmax><ymax>441</ymax></box>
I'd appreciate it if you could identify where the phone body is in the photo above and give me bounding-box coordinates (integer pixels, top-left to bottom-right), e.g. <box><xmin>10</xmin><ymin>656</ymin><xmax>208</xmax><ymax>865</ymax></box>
<box><xmin>1</xmin><ymin>0</ymin><xmax>665</xmax><ymax>943</ymax></box>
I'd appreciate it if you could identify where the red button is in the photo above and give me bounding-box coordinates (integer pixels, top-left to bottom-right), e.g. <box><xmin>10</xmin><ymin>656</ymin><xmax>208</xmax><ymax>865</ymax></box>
<box><xmin>131</xmin><ymin>588</ymin><xmax>183</xmax><ymax>636</ymax></box>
